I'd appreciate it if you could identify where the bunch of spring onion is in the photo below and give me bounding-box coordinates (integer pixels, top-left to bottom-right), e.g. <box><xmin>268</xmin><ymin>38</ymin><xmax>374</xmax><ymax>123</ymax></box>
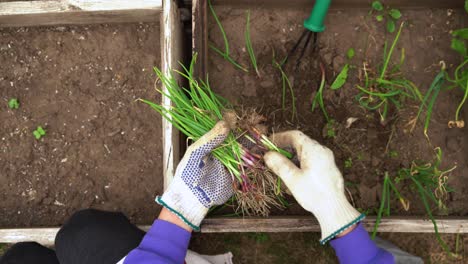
<box><xmin>140</xmin><ymin>54</ymin><xmax>291</xmax><ymax>215</ymax></box>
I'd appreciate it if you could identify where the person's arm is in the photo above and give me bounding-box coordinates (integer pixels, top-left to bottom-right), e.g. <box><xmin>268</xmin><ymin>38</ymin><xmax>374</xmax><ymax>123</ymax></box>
<box><xmin>264</xmin><ymin>131</ymin><xmax>394</xmax><ymax>264</ymax></box>
<box><xmin>124</xmin><ymin>121</ymin><xmax>234</xmax><ymax>264</ymax></box>
<box><xmin>330</xmin><ymin>223</ymin><xmax>394</xmax><ymax>264</ymax></box>
<box><xmin>123</xmin><ymin>209</ymin><xmax>192</xmax><ymax>264</ymax></box>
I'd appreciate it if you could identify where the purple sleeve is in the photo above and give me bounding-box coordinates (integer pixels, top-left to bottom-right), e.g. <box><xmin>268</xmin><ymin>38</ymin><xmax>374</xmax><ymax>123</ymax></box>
<box><xmin>124</xmin><ymin>219</ymin><xmax>191</xmax><ymax>264</ymax></box>
<box><xmin>330</xmin><ymin>223</ymin><xmax>394</xmax><ymax>264</ymax></box>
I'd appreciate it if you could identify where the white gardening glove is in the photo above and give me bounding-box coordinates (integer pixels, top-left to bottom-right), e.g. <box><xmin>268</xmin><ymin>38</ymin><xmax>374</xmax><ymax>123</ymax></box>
<box><xmin>156</xmin><ymin>121</ymin><xmax>234</xmax><ymax>231</ymax></box>
<box><xmin>264</xmin><ymin>131</ymin><xmax>364</xmax><ymax>244</ymax></box>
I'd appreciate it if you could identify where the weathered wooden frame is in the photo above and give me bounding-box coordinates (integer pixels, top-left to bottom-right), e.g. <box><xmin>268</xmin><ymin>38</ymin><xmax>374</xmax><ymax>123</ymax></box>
<box><xmin>0</xmin><ymin>0</ymin><xmax>179</xmax><ymax>245</ymax></box>
<box><xmin>0</xmin><ymin>0</ymin><xmax>467</xmax><ymax>245</ymax></box>
<box><xmin>192</xmin><ymin>0</ymin><xmax>468</xmax><ymax>233</ymax></box>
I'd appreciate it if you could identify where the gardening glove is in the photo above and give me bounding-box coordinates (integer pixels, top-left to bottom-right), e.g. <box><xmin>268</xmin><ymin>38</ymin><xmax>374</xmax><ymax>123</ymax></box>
<box><xmin>156</xmin><ymin>121</ymin><xmax>234</xmax><ymax>231</ymax></box>
<box><xmin>264</xmin><ymin>131</ymin><xmax>365</xmax><ymax>244</ymax></box>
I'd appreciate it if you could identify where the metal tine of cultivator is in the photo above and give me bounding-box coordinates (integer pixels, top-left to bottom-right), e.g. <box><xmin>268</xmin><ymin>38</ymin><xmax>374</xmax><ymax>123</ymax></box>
<box><xmin>283</xmin><ymin>30</ymin><xmax>318</xmax><ymax>70</ymax></box>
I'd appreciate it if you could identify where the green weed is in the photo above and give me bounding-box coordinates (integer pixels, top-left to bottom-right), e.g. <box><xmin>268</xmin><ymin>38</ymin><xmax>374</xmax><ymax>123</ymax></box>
<box><xmin>208</xmin><ymin>0</ymin><xmax>248</xmax><ymax>72</ymax></box>
<box><xmin>325</xmin><ymin>119</ymin><xmax>336</xmax><ymax>138</ymax></box>
<box><xmin>331</xmin><ymin>48</ymin><xmax>355</xmax><ymax>90</ymax></box>
<box><xmin>245</xmin><ymin>10</ymin><xmax>259</xmax><ymax>76</ymax></box>
<box><xmin>372</xmin><ymin>149</ymin><xmax>457</xmax><ymax>256</ymax></box>
<box><xmin>33</xmin><ymin>126</ymin><xmax>46</xmax><ymax>140</ymax></box>
<box><xmin>370</xmin><ymin>1</ymin><xmax>402</xmax><ymax>33</ymax></box>
<box><xmin>388</xmin><ymin>150</ymin><xmax>398</xmax><ymax>158</ymax></box>
<box><xmin>248</xmin><ymin>232</ymin><xmax>270</xmax><ymax>243</ymax></box>
<box><xmin>8</xmin><ymin>98</ymin><xmax>19</xmax><ymax>109</ymax></box>
<box><xmin>312</xmin><ymin>63</ymin><xmax>330</xmax><ymax>122</ymax></box>
<box><xmin>273</xmin><ymin>51</ymin><xmax>296</xmax><ymax>121</ymax></box>
<box><xmin>445</xmin><ymin>22</ymin><xmax>468</xmax><ymax>128</ymax></box>
<box><xmin>410</xmin><ymin>71</ymin><xmax>444</xmax><ymax>136</ymax></box>
<box><xmin>344</xmin><ymin>157</ymin><xmax>353</xmax><ymax>168</ymax></box>
<box><xmin>356</xmin><ymin>22</ymin><xmax>422</xmax><ymax>124</ymax></box>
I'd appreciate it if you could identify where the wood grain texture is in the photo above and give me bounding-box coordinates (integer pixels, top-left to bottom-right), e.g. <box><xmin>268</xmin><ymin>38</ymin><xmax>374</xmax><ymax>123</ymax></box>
<box><xmin>161</xmin><ymin>0</ymin><xmax>183</xmax><ymax>189</ymax></box>
<box><xmin>201</xmin><ymin>217</ymin><xmax>468</xmax><ymax>234</ymax></box>
<box><xmin>209</xmin><ymin>0</ymin><xmax>463</xmax><ymax>9</ymax></box>
<box><xmin>0</xmin><ymin>0</ymin><xmax>162</xmax><ymax>27</ymax></box>
<box><xmin>1</xmin><ymin>217</ymin><xmax>467</xmax><ymax>245</ymax></box>
<box><xmin>0</xmin><ymin>226</ymin><xmax>151</xmax><ymax>246</ymax></box>
<box><xmin>192</xmin><ymin>0</ymin><xmax>208</xmax><ymax>79</ymax></box>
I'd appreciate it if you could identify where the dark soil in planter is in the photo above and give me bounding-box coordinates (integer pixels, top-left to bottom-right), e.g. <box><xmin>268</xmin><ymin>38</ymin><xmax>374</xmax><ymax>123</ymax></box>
<box><xmin>206</xmin><ymin>6</ymin><xmax>468</xmax><ymax>216</ymax></box>
<box><xmin>0</xmin><ymin>23</ymin><xmax>163</xmax><ymax>227</ymax></box>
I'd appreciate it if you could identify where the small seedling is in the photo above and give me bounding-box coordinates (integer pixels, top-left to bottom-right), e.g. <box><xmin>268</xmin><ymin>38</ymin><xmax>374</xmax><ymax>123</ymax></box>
<box><xmin>344</xmin><ymin>157</ymin><xmax>353</xmax><ymax>168</ymax></box>
<box><xmin>388</xmin><ymin>150</ymin><xmax>398</xmax><ymax>158</ymax></box>
<box><xmin>249</xmin><ymin>232</ymin><xmax>270</xmax><ymax>243</ymax></box>
<box><xmin>357</xmin><ymin>152</ymin><xmax>364</xmax><ymax>161</ymax></box>
<box><xmin>370</xmin><ymin>1</ymin><xmax>402</xmax><ymax>33</ymax></box>
<box><xmin>209</xmin><ymin>0</ymin><xmax>248</xmax><ymax>72</ymax></box>
<box><xmin>325</xmin><ymin>119</ymin><xmax>336</xmax><ymax>138</ymax></box>
<box><xmin>331</xmin><ymin>48</ymin><xmax>355</xmax><ymax>90</ymax></box>
<box><xmin>33</xmin><ymin>126</ymin><xmax>46</xmax><ymax>140</ymax></box>
<box><xmin>8</xmin><ymin>98</ymin><xmax>19</xmax><ymax>109</ymax></box>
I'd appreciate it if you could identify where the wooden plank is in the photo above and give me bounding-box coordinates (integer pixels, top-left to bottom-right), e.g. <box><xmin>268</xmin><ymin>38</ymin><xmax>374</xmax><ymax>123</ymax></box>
<box><xmin>201</xmin><ymin>217</ymin><xmax>468</xmax><ymax>234</ymax></box>
<box><xmin>2</xmin><ymin>217</ymin><xmax>467</xmax><ymax>245</ymax></box>
<box><xmin>0</xmin><ymin>0</ymin><xmax>162</xmax><ymax>27</ymax></box>
<box><xmin>0</xmin><ymin>226</ymin><xmax>151</xmax><ymax>246</ymax></box>
<box><xmin>209</xmin><ymin>0</ymin><xmax>463</xmax><ymax>9</ymax></box>
<box><xmin>161</xmin><ymin>0</ymin><xmax>183</xmax><ymax>189</ymax></box>
<box><xmin>192</xmin><ymin>0</ymin><xmax>208</xmax><ymax>79</ymax></box>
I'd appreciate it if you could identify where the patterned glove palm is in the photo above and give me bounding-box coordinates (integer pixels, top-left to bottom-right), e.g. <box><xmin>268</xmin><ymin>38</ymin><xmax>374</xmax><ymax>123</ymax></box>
<box><xmin>156</xmin><ymin>121</ymin><xmax>234</xmax><ymax>230</ymax></box>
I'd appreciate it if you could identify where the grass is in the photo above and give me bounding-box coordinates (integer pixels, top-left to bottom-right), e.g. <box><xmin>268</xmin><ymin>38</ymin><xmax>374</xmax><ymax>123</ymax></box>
<box><xmin>312</xmin><ymin>63</ymin><xmax>330</xmax><ymax>122</ymax></box>
<box><xmin>410</xmin><ymin>71</ymin><xmax>445</xmax><ymax>136</ymax></box>
<box><xmin>140</xmin><ymin>54</ymin><xmax>244</xmax><ymax>181</ymax></box>
<box><xmin>141</xmin><ymin>54</ymin><xmax>293</xmax><ymax>216</ymax></box>
<box><xmin>0</xmin><ymin>244</ymin><xmax>7</xmax><ymax>255</ymax></box>
<box><xmin>444</xmin><ymin>53</ymin><xmax>468</xmax><ymax>128</ymax></box>
<box><xmin>209</xmin><ymin>0</ymin><xmax>248</xmax><ymax>72</ymax></box>
<box><xmin>273</xmin><ymin>51</ymin><xmax>296</xmax><ymax>121</ymax></box>
<box><xmin>245</xmin><ymin>10</ymin><xmax>259</xmax><ymax>77</ymax></box>
<box><xmin>356</xmin><ymin>22</ymin><xmax>422</xmax><ymax>124</ymax></box>
<box><xmin>372</xmin><ymin>148</ymin><xmax>457</xmax><ymax>256</ymax></box>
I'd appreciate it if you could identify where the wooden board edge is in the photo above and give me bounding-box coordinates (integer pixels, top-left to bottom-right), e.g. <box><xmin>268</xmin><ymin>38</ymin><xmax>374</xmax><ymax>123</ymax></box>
<box><xmin>192</xmin><ymin>0</ymin><xmax>208</xmax><ymax>79</ymax></box>
<box><xmin>0</xmin><ymin>1</ymin><xmax>163</xmax><ymax>27</ymax></box>
<box><xmin>0</xmin><ymin>225</ymin><xmax>151</xmax><ymax>246</ymax></box>
<box><xmin>209</xmin><ymin>0</ymin><xmax>463</xmax><ymax>9</ymax></box>
<box><xmin>161</xmin><ymin>0</ymin><xmax>183</xmax><ymax>190</ymax></box>
<box><xmin>201</xmin><ymin>217</ymin><xmax>468</xmax><ymax>234</ymax></box>
<box><xmin>2</xmin><ymin>218</ymin><xmax>467</xmax><ymax>245</ymax></box>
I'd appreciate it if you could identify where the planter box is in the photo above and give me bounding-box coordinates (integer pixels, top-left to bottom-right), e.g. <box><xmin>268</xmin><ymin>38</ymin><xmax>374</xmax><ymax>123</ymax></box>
<box><xmin>191</xmin><ymin>0</ymin><xmax>468</xmax><ymax>233</ymax></box>
<box><xmin>0</xmin><ymin>0</ymin><xmax>182</xmax><ymax>244</ymax></box>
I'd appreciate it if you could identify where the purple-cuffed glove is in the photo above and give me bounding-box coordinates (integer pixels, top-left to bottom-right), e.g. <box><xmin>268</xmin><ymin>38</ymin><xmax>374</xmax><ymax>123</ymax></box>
<box><xmin>156</xmin><ymin>121</ymin><xmax>234</xmax><ymax>230</ymax></box>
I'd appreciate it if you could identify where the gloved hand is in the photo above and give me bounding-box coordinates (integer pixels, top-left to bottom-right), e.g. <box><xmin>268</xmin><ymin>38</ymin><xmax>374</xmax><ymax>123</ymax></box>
<box><xmin>264</xmin><ymin>131</ymin><xmax>364</xmax><ymax>244</ymax></box>
<box><xmin>156</xmin><ymin>121</ymin><xmax>234</xmax><ymax>231</ymax></box>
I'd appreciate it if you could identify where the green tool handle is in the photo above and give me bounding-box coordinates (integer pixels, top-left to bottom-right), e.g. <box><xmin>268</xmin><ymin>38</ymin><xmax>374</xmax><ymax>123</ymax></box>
<box><xmin>303</xmin><ymin>0</ymin><xmax>331</xmax><ymax>33</ymax></box>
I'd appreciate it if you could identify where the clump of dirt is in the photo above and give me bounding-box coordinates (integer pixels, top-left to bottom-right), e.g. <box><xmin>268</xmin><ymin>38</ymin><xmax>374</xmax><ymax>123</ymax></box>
<box><xmin>0</xmin><ymin>23</ymin><xmax>163</xmax><ymax>227</ymax></box>
<box><xmin>207</xmin><ymin>6</ymin><xmax>468</xmax><ymax>216</ymax></box>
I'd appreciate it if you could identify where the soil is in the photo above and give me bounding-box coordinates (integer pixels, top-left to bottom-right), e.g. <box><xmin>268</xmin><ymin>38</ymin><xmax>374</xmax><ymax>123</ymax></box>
<box><xmin>207</xmin><ymin>6</ymin><xmax>468</xmax><ymax>216</ymax></box>
<box><xmin>0</xmin><ymin>23</ymin><xmax>163</xmax><ymax>227</ymax></box>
